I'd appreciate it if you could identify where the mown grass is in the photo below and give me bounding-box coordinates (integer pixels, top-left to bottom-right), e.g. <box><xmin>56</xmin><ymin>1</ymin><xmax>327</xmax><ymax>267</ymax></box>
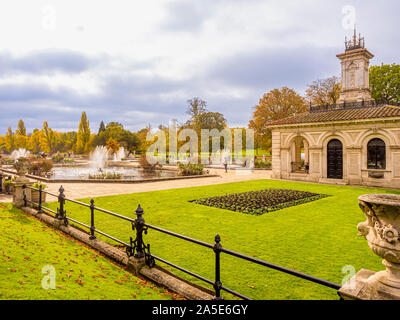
<box><xmin>0</xmin><ymin>203</ymin><xmax>175</xmax><ymax>300</ymax></box>
<box><xmin>45</xmin><ymin>179</ymin><xmax>400</xmax><ymax>300</ymax></box>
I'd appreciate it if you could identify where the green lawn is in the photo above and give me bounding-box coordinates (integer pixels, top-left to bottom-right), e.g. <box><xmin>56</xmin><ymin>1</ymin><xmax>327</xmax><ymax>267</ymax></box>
<box><xmin>45</xmin><ymin>179</ymin><xmax>400</xmax><ymax>300</ymax></box>
<box><xmin>0</xmin><ymin>203</ymin><xmax>175</xmax><ymax>300</ymax></box>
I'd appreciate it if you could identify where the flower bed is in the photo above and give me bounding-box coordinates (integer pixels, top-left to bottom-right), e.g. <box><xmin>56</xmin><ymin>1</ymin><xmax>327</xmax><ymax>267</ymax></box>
<box><xmin>190</xmin><ymin>189</ymin><xmax>329</xmax><ymax>215</ymax></box>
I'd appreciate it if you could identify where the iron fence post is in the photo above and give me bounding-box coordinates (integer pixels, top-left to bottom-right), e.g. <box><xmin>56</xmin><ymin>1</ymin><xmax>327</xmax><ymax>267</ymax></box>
<box><xmin>134</xmin><ymin>205</ymin><xmax>145</xmax><ymax>258</ymax></box>
<box><xmin>57</xmin><ymin>186</ymin><xmax>68</xmax><ymax>225</ymax></box>
<box><xmin>213</xmin><ymin>234</ymin><xmax>223</xmax><ymax>300</ymax></box>
<box><xmin>89</xmin><ymin>199</ymin><xmax>96</xmax><ymax>240</ymax></box>
<box><xmin>38</xmin><ymin>185</ymin><xmax>43</xmax><ymax>213</ymax></box>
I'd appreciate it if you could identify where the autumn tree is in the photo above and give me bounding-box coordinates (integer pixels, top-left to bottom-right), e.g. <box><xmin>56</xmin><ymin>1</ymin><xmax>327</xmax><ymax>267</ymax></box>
<box><xmin>136</xmin><ymin>126</ymin><xmax>151</xmax><ymax>153</ymax></box>
<box><xmin>0</xmin><ymin>135</ymin><xmax>5</xmax><ymax>153</ymax></box>
<box><xmin>186</xmin><ymin>97</ymin><xmax>207</xmax><ymax>119</ymax></box>
<box><xmin>14</xmin><ymin>120</ymin><xmax>29</xmax><ymax>149</ymax></box>
<box><xmin>4</xmin><ymin>127</ymin><xmax>14</xmax><ymax>153</ymax></box>
<box><xmin>16</xmin><ymin>120</ymin><xmax>26</xmax><ymax>136</ymax></box>
<box><xmin>106</xmin><ymin>137</ymin><xmax>120</xmax><ymax>154</ymax></box>
<box><xmin>370</xmin><ymin>64</ymin><xmax>400</xmax><ymax>105</ymax></box>
<box><xmin>249</xmin><ymin>87</ymin><xmax>307</xmax><ymax>149</ymax></box>
<box><xmin>40</xmin><ymin>121</ymin><xmax>56</xmax><ymax>153</ymax></box>
<box><xmin>76</xmin><ymin>111</ymin><xmax>91</xmax><ymax>154</ymax></box>
<box><xmin>28</xmin><ymin>129</ymin><xmax>42</xmax><ymax>153</ymax></box>
<box><xmin>305</xmin><ymin>76</ymin><xmax>341</xmax><ymax>105</ymax></box>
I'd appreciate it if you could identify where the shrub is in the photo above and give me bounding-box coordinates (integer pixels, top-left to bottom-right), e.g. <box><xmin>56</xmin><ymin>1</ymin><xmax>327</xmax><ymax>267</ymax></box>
<box><xmin>32</xmin><ymin>181</ymin><xmax>48</xmax><ymax>190</ymax></box>
<box><xmin>178</xmin><ymin>163</ymin><xmax>204</xmax><ymax>176</ymax></box>
<box><xmin>88</xmin><ymin>172</ymin><xmax>122</xmax><ymax>180</ymax></box>
<box><xmin>52</xmin><ymin>154</ymin><xmax>64</xmax><ymax>163</ymax></box>
<box><xmin>254</xmin><ymin>160</ymin><xmax>272</xmax><ymax>169</ymax></box>
<box><xmin>28</xmin><ymin>158</ymin><xmax>54</xmax><ymax>177</ymax></box>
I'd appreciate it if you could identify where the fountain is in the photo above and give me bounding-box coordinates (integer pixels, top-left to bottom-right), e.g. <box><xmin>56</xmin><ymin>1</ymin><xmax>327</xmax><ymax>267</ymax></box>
<box><xmin>11</xmin><ymin>148</ymin><xmax>31</xmax><ymax>160</ymax></box>
<box><xmin>113</xmin><ymin>147</ymin><xmax>126</xmax><ymax>161</ymax></box>
<box><xmin>90</xmin><ymin>146</ymin><xmax>109</xmax><ymax>169</ymax></box>
<box><xmin>39</xmin><ymin>145</ymin><xmax>200</xmax><ymax>181</ymax></box>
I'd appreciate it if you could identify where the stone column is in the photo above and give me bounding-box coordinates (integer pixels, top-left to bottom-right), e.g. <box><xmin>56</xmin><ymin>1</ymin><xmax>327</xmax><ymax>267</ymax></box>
<box><xmin>339</xmin><ymin>194</ymin><xmax>400</xmax><ymax>300</ymax></box>
<box><xmin>12</xmin><ymin>175</ymin><xmax>34</xmax><ymax>208</ymax></box>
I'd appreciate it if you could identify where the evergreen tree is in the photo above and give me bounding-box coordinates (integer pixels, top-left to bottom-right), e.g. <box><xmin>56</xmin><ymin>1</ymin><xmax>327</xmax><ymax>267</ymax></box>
<box><xmin>98</xmin><ymin>121</ymin><xmax>106</xmax><ymax>134</ymax></box>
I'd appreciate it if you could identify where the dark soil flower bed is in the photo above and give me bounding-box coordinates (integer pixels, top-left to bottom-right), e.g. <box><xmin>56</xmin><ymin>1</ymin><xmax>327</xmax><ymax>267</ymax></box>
<box><xmin>190</xmin><ymin>189</ymin><xmax>329</xmax><ymax>215</ymax></box>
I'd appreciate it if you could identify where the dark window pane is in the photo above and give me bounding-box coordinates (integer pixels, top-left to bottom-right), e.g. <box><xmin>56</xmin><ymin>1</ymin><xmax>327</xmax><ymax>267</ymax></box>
<box><xmin>367</xmin><ymin>139</ymin><xmax>386</xmax><ymax>169</ymax></box>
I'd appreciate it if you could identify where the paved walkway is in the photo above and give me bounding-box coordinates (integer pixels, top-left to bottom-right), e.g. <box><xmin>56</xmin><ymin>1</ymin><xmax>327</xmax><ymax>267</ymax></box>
<box><xmin>45</xmin><ymin>169</ymin><xmax>272</xmax><ymax>200</ymax></box>
<box><xmin>0</xmin><ymin>194</ymin><xmax>12</xmax><ymax>202</ymax></box>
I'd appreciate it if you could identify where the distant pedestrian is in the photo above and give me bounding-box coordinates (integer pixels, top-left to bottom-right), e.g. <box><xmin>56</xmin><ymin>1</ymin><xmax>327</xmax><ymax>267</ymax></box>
<box><xmin>223</xmin><ymin>156</ymin><xmax>228</xmax><ymax>173</ymax></box>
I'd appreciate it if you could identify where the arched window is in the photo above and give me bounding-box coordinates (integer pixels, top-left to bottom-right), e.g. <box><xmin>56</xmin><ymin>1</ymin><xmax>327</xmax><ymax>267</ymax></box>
<box><xmin>367</xmin><ymin>138</ymin><xmax>386</xmax><ymax>169</ymax></box>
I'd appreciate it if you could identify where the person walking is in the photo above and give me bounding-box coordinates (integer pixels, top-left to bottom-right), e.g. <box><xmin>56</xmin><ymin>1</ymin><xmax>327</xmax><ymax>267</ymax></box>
<box><xmin>223</xmin><ymin>153</ymin><xmax>229</xmax><ymax>173</ymax></box>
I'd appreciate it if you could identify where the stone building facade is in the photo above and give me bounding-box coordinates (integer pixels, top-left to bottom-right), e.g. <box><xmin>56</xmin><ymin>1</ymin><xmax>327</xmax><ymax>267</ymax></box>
<box><xmin>269</xmin><ymin>34</ymin><xmax>400</xmax><ymax>188</ymax></box>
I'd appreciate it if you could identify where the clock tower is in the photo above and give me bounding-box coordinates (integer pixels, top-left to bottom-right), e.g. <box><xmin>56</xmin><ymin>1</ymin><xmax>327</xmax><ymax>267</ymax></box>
<box><xmin>336</xmin><ymin>29</ymin><xmax>375</xmax><ymax>104</ymax></box>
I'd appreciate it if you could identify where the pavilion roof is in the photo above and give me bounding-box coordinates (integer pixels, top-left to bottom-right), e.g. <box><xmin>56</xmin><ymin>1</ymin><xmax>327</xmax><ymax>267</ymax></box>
<box><xmin>268</xmin><ymin>105</ymin><xmax>400</xmax><ymax>128</ymax></box>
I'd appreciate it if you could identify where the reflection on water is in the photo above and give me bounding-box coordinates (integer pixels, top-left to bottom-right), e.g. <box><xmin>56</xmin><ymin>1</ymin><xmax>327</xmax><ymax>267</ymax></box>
<box><xmin>50</xmin><ymin>166</ymin><xmax>177</xmax><ymax>180</ymax></box>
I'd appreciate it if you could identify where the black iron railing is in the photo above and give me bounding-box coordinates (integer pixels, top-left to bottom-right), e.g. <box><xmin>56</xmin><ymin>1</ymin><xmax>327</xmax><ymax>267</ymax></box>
<box><xmin>22</xmin><ymin>184</ymin><xmax>341</xmax><ymax>300</ymax></box>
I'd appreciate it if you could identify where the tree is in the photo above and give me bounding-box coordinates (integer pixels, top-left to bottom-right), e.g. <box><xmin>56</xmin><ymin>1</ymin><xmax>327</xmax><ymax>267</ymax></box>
<box><xmin>76</xmin><ymin>112</ymin><xmax>91</xmax><ymax>154</ymax></box>
<box><xmin>91</xmin><ymin>121</ymin><xmax>140</xmax><ymax>154</ymax></box>
<box><xmin>186</xmin><ymin>97</ymin><xmax>207</xmax><ymax>120</ymax></box>
<box><xmin>40</xmin><ymin>121</ymin><xmax>56</xmax><ymax>153</ymax></box>
<box><xmin>28</xmin><ymin>129</ymin><xmax>42</xmax><ymax>153</ymax></box>
<box><xmin>370</xmin><ymin>64</ymin><xmax>400</xmax><ymax>105</ymax></box>
<box><xmin>305</xmin><ymin>76</ymin><xmax>341</xmax><ymax>105</ymax></box>
<box><xmin>249</xmin><ymin>87</ymin><xmax>307</xmax><ymax>149</ymax></box>
<box><xmin>192</xmin><ymin>112</ymin><xmax>226</xmax><ymax>131</ymax></box>
<box><xmin>0</xmin><ymin>135</ymin><xmax>5</xmax><ymax>153</ymax></box>
<box><xmin>98</xmin><ymin>121</ymin><xmax>106</xmax><ymax>134</ymax></box>
<box><xmin>4</xmin><ymin>127</ymin><xmax>14</xmax><ymax>153</ymax></box>
<box><xmin>106</xmin><ymin>122</ymin><xmax>123</xmax><ymax>129</ymax></box>
<box><xmin>106</xmin><ymin>137</ymin><xmax>120</xmax><ymax>154</ymax></box>
<box><xmin>136</xmin><ymin>127</ymin><xmax>151</xmax><ymax>153</ymax></box>
<box><xmin>16</xmin><ymin>120</ymin><xmax>26</xmax><ymax>136</ymax></box>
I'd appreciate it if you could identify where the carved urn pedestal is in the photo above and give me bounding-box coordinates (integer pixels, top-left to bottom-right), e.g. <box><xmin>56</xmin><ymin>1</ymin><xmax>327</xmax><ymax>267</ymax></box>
<box><xmin>339</xmin><ymin>194</ymin><xmax>400</xmax><ymax>300</ymax></box>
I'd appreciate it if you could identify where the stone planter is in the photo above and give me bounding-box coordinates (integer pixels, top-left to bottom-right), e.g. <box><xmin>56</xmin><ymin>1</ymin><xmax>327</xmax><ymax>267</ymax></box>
<box><xmin>31</xmin><ymin>190</ymin><xmax>47</xmax><ymax>205</ymax></box>
<box><xmin>358</xmin><ymin>194</ymin><xmax>400</xmax><ymax>288</ymax></box>
<box><xmin>339</xmin><ymin>194</ymin><xmax>400</xmax><ymax>299</ymax></box>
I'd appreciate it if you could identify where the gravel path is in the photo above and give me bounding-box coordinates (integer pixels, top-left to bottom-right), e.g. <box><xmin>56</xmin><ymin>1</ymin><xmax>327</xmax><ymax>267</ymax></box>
<box><xmin>45</xmin><ymin>168</ymin><xmax>272</xmax><ymax>200</ymax></box>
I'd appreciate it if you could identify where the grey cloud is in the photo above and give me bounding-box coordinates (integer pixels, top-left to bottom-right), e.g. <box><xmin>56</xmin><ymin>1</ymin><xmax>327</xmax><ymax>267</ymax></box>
<box><xmin>160</xmin><ymin>0</ymin><xmax>213</xmax><ymax>32</ymax></box>
<box><xmin>1</xmin><ymin>1</ymin><xmax>400</xmax><ymax>134</ymax></box>
<box><xmin>0</xmin><ymin>50</ymin><xmax>103</xmax><ymax>76</ymax></box>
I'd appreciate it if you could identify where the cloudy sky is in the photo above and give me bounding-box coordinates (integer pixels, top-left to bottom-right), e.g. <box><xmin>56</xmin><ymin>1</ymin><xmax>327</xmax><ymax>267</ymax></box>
<box><xmin>0</xmin><ymin>0</ymin><xmax>399</xmax><ymax>134</ymax></box>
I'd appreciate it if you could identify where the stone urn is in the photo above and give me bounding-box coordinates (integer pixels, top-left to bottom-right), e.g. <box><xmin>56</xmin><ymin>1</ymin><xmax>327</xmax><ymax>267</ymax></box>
<box><xmin>358</xmin><ymin>194</ymin><xmax>400</xmax><ymax>294</ymax></box>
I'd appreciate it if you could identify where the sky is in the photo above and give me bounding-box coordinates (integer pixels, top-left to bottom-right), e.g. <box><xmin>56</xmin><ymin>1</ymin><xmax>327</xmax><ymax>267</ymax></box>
<box><xmin>0</xmin><ymin>0</ymin><xmax>399</xmax><ymax>134</ymax></box>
